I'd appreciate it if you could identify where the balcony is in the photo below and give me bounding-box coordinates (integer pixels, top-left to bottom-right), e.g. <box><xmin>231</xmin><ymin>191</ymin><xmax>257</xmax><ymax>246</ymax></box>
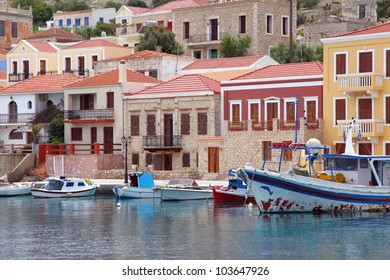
<box><xmin>63</xmin><ymin>69</ymin><xmax>90</xmax><ymax>78</ymax></box>
<box><xmin>0</xmin><ymin>113</ymin><xmax>35</xmax><ymax>124</ymax></box>
<box><xmin>337</xmin><ymin>119</ymin><xmax>384</xmax><ymax>143</ymax></box>
<box><xmin>64</xmin><ymin>109</ymin><xmax>114</xmax><ymax>123</ymax></box>
<box><xmin>142</xmin><ymin>135</ymin><xmax>182</xmax><ymax>152</ymax></box>
<box><xmin>8</xmin><ymin>73</ymin><xmax>33</xmax><ymax>82</ymax></box>
<box><xmin>187</xmin><ymin>32</ymin><xmax>227</xmax><ymax>47</ymax></box>
<box><xmin>337</xmin><ymin>73</ymin><xmax>384</xmax><ymax>98</ymax></box>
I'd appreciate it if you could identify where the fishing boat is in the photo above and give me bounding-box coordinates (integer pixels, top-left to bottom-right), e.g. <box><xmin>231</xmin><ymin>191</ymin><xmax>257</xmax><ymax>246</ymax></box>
<box><xmin>31</xmin><ymin>176</ymin><xmax>99</xmax><ymax>198</ymax></box>
<box><xmin>157</xmin><ymin>179</ymin><xmax>213</xmax><ymax>201</ymax></box>
<box><xmin>112</xmin><ymin>171</ymin><xmax>160</xmax><ymax>199</ymax></box>
<box><xmin>212</xmin><ymin>171</ymin><xmax>256</xmax><ymax>205</ymax></box>
<box><xmin>232</xmin><ymin>122</ymin><xmax>390</xmax><ymax>213</ymax></box>
<box><xmin>0</xmin><ymin>182</ymin><xmax>32</xmax><ymax>196</ymax></box>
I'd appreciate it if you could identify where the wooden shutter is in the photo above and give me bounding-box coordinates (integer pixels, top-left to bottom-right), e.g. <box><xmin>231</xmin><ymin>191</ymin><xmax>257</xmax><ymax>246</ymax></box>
<box><xmin>181</xmin><ymin>113</ymin><xmax>190</xmax><ymax>135</ymax></box>
<box><xmin>250</xmin><ymin>103</ymin><xmax>259</xmax><ymax>123</ymax></box>
<box><xmin>386</xmin><ymin>143</ymin><xmax>390</xmax><ymax>155</ymax></box>
<box><xmin>232</xmin><ymin>104</ymin><xmax>240</xmax><ymax>122</ymax></box>
<box><xmin>146</xmin><ymin>153</ymin><xmax>153</xmax><ymax>165</ymax></box>
<box><xmin>386</xmin><ymin>50</ymin><xmax>390</xmax><ymax>77</ymax></box>
<box><xmin>358</xmin><ymin>99</ymin><xmax>372</xmax><ymax>119</ymax></box>
<box><xmin>286</xmin><ymin>102</ymin><xmax>295</xmax><ymax>122</ymax></box>
<box><xmin>386</xmin><ymin>97</ymin><xmax>390</xmax><ymax>124</ymax></box>
<box><xmin>336</xmin><ymin>54</ymin><xmax>346</xmax><ymax>75</ymax></box>
<box><xmin>359</xmin><ymin>52</ymin><xmax>372</xmax><ymax>73</ymax></box>
<box><xmin>154</xmin><ymin>155</ymin><xmax>163</xmax><ymax>170</ymax></box>
<box><xmin>239</xmin><ymin>15</ymin><xmax>246</xmax><ymax>33</ymax></box>
<box><xmin>335</xmin><ymin>99</ymin><xmax>346</xmax><ymax>125</ymax></box>
<box><xmin>182</xmin><ymin>153</ymin><xmax>190</xmax><ymax>167</ymax></box>
<box><xmin>184</xmin><ymin>22</ymin><xmax>189</xmax><ymax>39</ymax></box>
<box><xmin>336</xmin><ymin>143</ymin><xmax>346</xmax><ymax>154</ymax></box>
<box><xmin>131</xmin><ymin>115</ymin><xmax>139</xmax><ymax>136</ymax></box>
<box><xmin>147</xmin><ymin>114</ymin><xmax>156</xmax><ymax>136</ymax></box>
<box><xmin>198</xmin><ymin>112</ymin><xmax>207</xmax><ymax>135</ymax></box>
<box><xmin>106</xmin><ymin>92</ymin><xmax>114</xmax><ymax>109</ymax></box>
<box><xmin>132</xmin><ymin>153</ymin><xmax>139</xmax><ymax>165</ymax></box>
<box><xmin>306</xmin><ymin>101</ymin><xmax>316</xmax><ymax>122</ymax></box>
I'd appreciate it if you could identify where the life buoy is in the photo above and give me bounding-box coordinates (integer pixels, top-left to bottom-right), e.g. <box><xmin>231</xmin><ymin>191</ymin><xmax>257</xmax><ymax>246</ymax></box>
<box><xmin>334</xmin><ymin>173</ymin><xmax>346</xmax><ymax>183</ymax></box>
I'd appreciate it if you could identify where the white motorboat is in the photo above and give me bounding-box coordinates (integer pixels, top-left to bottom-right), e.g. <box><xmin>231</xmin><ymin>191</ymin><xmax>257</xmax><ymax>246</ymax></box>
<box><xmin>112</xmin><ymin>171</ymin><xmax>160</xmax><ymax>199</ymax></box>
<box><xmin>157</xmin><ymin>179</ymin><xmax>213</xmax><ymax>201</ymax></box>
<box><xmin>31</xmin><ymin>176</ymin><xmax>99</xmax><ymax>198</ymax></box>
<box><xmin>0</xmin><ymin>182</ymin><xmax>32</xmax><ymax>196</ymax></box>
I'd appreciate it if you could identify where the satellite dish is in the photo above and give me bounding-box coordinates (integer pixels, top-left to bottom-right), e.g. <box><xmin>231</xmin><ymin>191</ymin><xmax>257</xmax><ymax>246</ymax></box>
<box><xmin>101</xmin><ymin>31</ymin><xmax>107</xmax><ymax>37</ymax></box>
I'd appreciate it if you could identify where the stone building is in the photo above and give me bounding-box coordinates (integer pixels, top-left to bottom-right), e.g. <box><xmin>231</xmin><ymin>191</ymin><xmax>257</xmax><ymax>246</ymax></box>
<box><xmin>173</xmin><ymin>0</ymin><xmax>296</xmax><ymax>58</ymax></box>
<box><xmin>0</xmin><ymin>5</ymin><xmax>33</xmax><ymax>50</ymax></box>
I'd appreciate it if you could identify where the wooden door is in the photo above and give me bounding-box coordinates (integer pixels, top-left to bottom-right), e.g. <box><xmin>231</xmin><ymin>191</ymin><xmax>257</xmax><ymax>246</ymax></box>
<box><xmin>266</xmin><ymin>102</ymin><xmax>278</xmax><ymax>130</ymax></box>
<box><xmin>9</xmin><ymin>101</ymin><xmax>17</xmax><ymax>123</ymax></box>
<box><xmin>286</xmin><ymin>102</ymin><xmax>295</xmax><ymax>123</ymax></box>
<box><xmin>164</xmin><ymin>154</ymin><xmax>172</xmax><ymax>171</ymax></box>
<box><xmin>232</xmin><ymin>104</ymin><xmax>240</xmax><ymax>122</ymax></box>
<box><xmin>306</xmin><ymin>100</ymin><xmax>316</xmax><ymax>123</ymax></box>
<box><xmin>164</xmin><ymin>114</ymin><xmax>173</xmax><ymax>147</ymax></box>
<box><xmin>358</xmin><ymin>99</ymin><xmax>372</xmax><ymax>119</ymax></box>
<box><xmin>250</xmin><ymin>103</ymin><xmax>259</xmax><ymax>123</ymax></box>
<box><xmin>103</xmin><ymin>127</ymin><xmax>113</xmax><ymax>154</ymax></box>
<box><xmin>23</xmin><ymin>60</ymin><xmax>29</xmax><ymax>79</ymax></box>
<box><xmin>90</xmin><ymin>127</ymin><xmax>97</xmax><ymax>154</ymax></box>
<box><xmin>210</xmin><ymin>19</ymin><xmax>218</xmax><ymax>40</ymax></box>
<box><xmin>208</xmin><ymin>147</ymin><xmax>219</xmax><ymax>173</ymax></box>
<box><xmin>78</xmin><ymin>56</ymin><xmax>85</xmax><ymax>76</ymax></box>
<box><xmin>40</xmin><ymin>60</ymin><xmax>46</xmax><ymax>75</ymax></box>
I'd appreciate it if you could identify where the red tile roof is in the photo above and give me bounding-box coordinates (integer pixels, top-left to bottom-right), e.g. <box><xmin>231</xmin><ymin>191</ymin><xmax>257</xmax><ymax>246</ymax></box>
<box><xmin>107</xmin><ymin>50</ymin><xmax>177</xmax><ymax>61</ymax></box>
<box><xmin>0</xmin><ymin>74</ymin><xmax>84</xmax><ymax>94</ymax></box>
<box><xmin>149</xmin><ymin>0</ymin><xmax>208</xmax><ymax>12</ymax></box>
<box><xmin>129</xmin><ymin>74</ymin><xmax>220</xmax><ymax>96</ymax></box>
<box><xmin>183</xmin><ymin>56</ymin><xmax>265</xmax><ymax>70</ymax></box>
<box><xmin>0</xmin><ymin>71</ymin><xmax>6</xmax><ymax>79</ymax></box>
<box><xmin>0</xmin><ymin>49</ymin><xmax>8</xmax><ymax>55</ymax></box>
<box><xmin>63</xmin><ymin>39</ymin><xmax>127</xmax><ymax>50</ymax></box>
<box><xmin>66</xmin><ymin>69</ymin><xmax>160</xmax><ymax>88</ymax></box>
<box><xmin>26</xmin><ymin>28</ymin><xmax>83</xmax><ymax>40</ymax></box>
<box><xmin>126</xmin><ymin>6</ymin><xmax>150</xmax><ymax>14</ymax></box>
<box><xmin>26</xmin><ymin>40</ymin><xmax>58</xmax><ymax>53</ymax></box>
<box><xmin>233</xmin><ymin>62</ymin><xmax>323</xmax><ymax>80</ymax></box>
<box><xmin>333</xmin><ymin>21</ymin><xmax>390</xmax><ymax>38</ymax></box>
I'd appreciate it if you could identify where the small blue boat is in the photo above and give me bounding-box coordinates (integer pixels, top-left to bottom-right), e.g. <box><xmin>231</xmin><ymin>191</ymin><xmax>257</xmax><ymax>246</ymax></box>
<box><xmin>113</xmin><ymin>171</ymin><xmax>160</xmax><ymax>199</ymax></box>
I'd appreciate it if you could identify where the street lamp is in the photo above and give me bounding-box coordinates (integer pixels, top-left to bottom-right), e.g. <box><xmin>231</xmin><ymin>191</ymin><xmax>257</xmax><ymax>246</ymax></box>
<box><xmin>121</xmin><ymin>135</ymin><xmax>131</xmax><ymax>184</ymax></box>
<box><xmin>297</xmin><ymin>35</ymin><xmax>303</xmax><ymax>63</ymax></box>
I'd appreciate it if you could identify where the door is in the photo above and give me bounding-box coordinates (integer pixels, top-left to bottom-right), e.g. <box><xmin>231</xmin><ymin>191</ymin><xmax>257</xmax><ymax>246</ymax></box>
<box><xmin>306</xmin><ymin>100</ymin><xmax>316</xmax><ymax>123</ymax></box>
<box><xmin>163</xmin><ymin>114</ymin><xmax>173</xmax><ymax>147</ymax></box>
<box><xmin>250</xmin><ymin>103</ymin><xmax>259</xmax><ymax>123</ymax></box>
<box><xmin>78</xmin><ymin>56</ymin><xmax>85</xmax><ymax>76</ymax></box>
<box><xmin>210</xmin><ymin>19</ymin><xmax>218</xmax><ymax>41</ymax></box>
<box><xmin>358</xmin><ymin>99</ymin><xmax>372</xmax><ymax>119</ymax></box>
<box><xmin>266</xmin><ymin>102</ymin><xmax>278</xmax><ymax>130</ymax></box>
<box><xmin>40</xmin><ymin>60</ymin><xmax>46</xmax><ymax>75</ymax></box>
<box><xmin>91</xmin><ymin>127</ymin><xmax>97</xmax><ymax>154</ymax></box>
<box><xmin>23</xmin><ymin>60</ymin><xmax>29</xmax><ymax>79</ymax></box>
<box><xmin>9</xmin><ymin>101</ymin><xmax>17</xmax><ymax>123</ymax></box>
<box><xmin>164</xmin><ymin>154</ymin><xmax>172</xmax><ymax>171</ymax></box>
<box><xmin>103</xmin><ymin>127</ymin><xmax>113</xmax><ymax>154</ymax></box>
<box><xmin>208</xmin><ymin>147</ymin><xmax>219</xmax><ymax>173</ymax></box>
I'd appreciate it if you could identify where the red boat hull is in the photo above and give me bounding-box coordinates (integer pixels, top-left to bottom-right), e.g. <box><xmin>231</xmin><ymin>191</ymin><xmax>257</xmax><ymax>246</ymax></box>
<box><xmin>212</xmin><ymin>187</ymin><xmax>256</xmax><ymax>205</ymax></box>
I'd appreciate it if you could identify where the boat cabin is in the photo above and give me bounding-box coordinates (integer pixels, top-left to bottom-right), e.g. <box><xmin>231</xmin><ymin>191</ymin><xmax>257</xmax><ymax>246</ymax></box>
<box><xmin>129</xmin><ymin>172</ymin><xmax>154</xmax><ymax>189</ymax></box>
<box><xmin>45</xmin><ymin>177</ymin><xmax>92</xmax><ymax>191</ymax></box>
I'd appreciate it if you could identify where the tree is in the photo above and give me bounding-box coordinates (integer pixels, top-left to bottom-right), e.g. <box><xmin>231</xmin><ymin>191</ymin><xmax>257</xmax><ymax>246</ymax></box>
<box><xmin>127</xmin><ymin>0</ymin><xmax>148</xmax><ymax>8</ymax></box>
<box><xmin>73</xmin><ymin>21</ymin><xmax>119</xmax><ymax>39</ymax></box>
<box><xmin>11</xmin><ymin>0</ymin><xmax>53</xmax><ymax>27</ymax></box>
<box><xmin>54</xmin><ymin>0</ymin><xmax>90</xmax><ymax>12</ymax></box>
<box><xmin>377</xmin><ymin>0</ymin><xmax>390</xmax><ymax>19</ymax></box>
<box><xmin>270</xmin><ymin>41</ymin><xmax>323</xmax><ymax>64</ymax></box>
<box><xmin>48</xmin><ymin>113</ymin><xmax>64</xmax><ymax>144</ymax></box>
<box><xmin>104</xmin><ymin>0</ymin><xmax>123</xmax><ymax>11</ymax></box>
<box><xmin>218</xmin><ymin>34</ymin><xmax>252</xmax><ymax>58</ymax></box>
<box><xmin>136</xmin><ymin>26</ymin><xmax>183</xmax><ymax>55</ymax></box>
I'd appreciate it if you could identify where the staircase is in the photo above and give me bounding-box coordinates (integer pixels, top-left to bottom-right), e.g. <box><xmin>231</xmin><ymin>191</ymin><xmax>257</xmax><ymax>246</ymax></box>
<box><xmin>28</xmin><ymin>164</ymin><xmax>48</xmax><ymax>179</ymax></box>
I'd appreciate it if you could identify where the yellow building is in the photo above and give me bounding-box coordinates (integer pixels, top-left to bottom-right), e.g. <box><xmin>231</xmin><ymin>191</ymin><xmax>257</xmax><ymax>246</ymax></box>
<box><xmin>322</xmin><ymin>22</ymin><xmax>390</xmax><ymax>155</ymax></box>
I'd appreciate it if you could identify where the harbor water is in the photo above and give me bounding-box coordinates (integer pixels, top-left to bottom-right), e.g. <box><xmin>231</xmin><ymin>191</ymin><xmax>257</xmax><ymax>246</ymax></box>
<box><xmin>1</xmin><ymin>195</ymin><xmax>390</xmax><ymax>260</ymax></box>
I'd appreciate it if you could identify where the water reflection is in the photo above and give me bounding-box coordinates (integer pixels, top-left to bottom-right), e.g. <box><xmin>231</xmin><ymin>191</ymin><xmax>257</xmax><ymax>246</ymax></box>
<box><xmin>1</xmin><ymin>196</ymin><xmax>390</xmax><ymax>260</ymax></box>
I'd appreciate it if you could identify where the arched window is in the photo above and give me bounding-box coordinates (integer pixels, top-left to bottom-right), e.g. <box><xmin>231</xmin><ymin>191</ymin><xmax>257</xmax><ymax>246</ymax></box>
<box><xmin>47</xmin><ymin>100</ymin><xmax>53</xmax><ymax>108</ymax></box>
<box><xmin>8</xmin><ymin>101</ymin><xmax>18</xmax><ymax>123</ymax></box>
<box><xmin>27</xmin><ymin>101</ymin><xmax>32</xmax><ymax>109</ymax></box>
<box><xmin>9</xmin><ymin>129</ymin><xmax>23</xmax><ymax>140</ymax></box>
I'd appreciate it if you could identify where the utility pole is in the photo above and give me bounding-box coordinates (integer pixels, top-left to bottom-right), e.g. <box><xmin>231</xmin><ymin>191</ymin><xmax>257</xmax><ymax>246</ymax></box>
<box><xmin>289</xmin><ymin>0</ymin><xmax>293</xmax><ymax>63</ymax></box>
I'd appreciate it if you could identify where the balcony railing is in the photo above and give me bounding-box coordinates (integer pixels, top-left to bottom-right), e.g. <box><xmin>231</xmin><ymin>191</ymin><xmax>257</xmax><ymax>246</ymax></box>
<box><xmin>187</xmin><ymin>32</ymin><xmax>227</xmax><ymax>44</ymax></box>
<box><xmin>337</xmin><ymin>73</ymin><xmax>383</xmax><ymax>97</ymax></box>
<box><xmin>142</xmin><ymin>135</ymin><xmax>182</xmax><ymax>151</ymax></box>
<box><xmin>64</xmin><ymin>109</ymin><xmax>114</xmax><ymax>120</ymax></box>
<box><xmin>337</xmin><ymin>119</ymin><xmax>384</xmax><ymax>138</ymax></box>
<box><xmin>37</xmin><ymin>70</ymin><xmax>58</xmax><ymax>75</ymax></box>
<box><xmin>0</xmin><ymin>113</ymin><xmax>35</xmax><ymax>124</ymax></box>
<box><xmin>8</xmin><ymin>73</ymin><xmax>33</xmax><ymax>82</ymax></box>
<box><xmin>62</xmin><ymin>69</ymin><xmax>90</xmax><ymax>78</ymax></box>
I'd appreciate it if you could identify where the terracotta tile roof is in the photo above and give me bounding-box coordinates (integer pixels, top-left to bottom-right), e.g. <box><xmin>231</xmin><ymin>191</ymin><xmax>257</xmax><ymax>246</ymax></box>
<box><xmin>63</xmin><ymin>39</ymin><xmax>127</xmax><ymax>50</ymax></box>
<box><xmin>66</xmin><ymin>69</ymin><xmax>160</xmax><ymax>88</ymax></box>
<box><xmin>126</xmin><ymin>6</ymin><xmax>150</xmax><ymax>14</ymax></box>
<box><xmin>149</xmin><ymin>0</ymin><xmax>208</xmax><ymax>12</ymax></box>
<box><xmin>129</xmin><ymin>74</ymin><xmax>220</xmax><ymax>96</ymax></box>
<box><xmin>26</xmin><ymin>40</ymin><xmax>58</xmax><ymax>53</ymax></box>
<box><xmin>0</xmin><ymin>74</ymin><xmax>84</xmax><ymax>94</ymax></box>
<box><xmin>195</xmin><ymin>69</ymin><xmax>255</xmax><ymax>81</ymax></box>
<box><xmin>0</xmin><ymin>49</ymin><xmax>8</xmax><ymax>55</ymax></box>
<box><xmin>0</xmin><ymin>71</ymin><xmax>6</xmax><ymax>79</ymax></box>
<box><xmin>233</xmin><ymin>62</ymin><xmax>323</xmax><ymax>80</ymax></box>
<box><xmin>183</xmin><ymin>56</ymin><xmax>265</xmax><ymax>70</ymax></box>
<box><xmin>26</xmin><ymin>28</ymin><xmax>83</xmax><ymax>40</ymax></box>
<box><xmin>333</xmin><ymin>21</ymin><xmax>390</xmax><ymax>38</ymax></box>
<box><xmin>106</xmin><ymin>50</ymin><xmax>177</xmax><ymax>61</ymax></box>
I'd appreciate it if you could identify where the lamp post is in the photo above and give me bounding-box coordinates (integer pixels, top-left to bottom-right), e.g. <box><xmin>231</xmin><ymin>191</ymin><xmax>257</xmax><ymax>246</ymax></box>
<box><xmin>121</xmin><ymin>135</ymin><xmax>131</xmax><ymax>184</ymax></box>
<box><xmin>297</xmin><ymin>35</ymin><xmax>303</xmax><ymax>63</ymax></box>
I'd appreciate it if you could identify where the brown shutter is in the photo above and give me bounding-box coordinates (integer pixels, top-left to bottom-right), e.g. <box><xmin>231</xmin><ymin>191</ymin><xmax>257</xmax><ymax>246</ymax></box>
<box><xmin>386</xmin><ymin>97</ymin><xmax>390</xmax><ymax>124</ymax></box>
<box><xmin>336</xmin><ymin>54</ymin><xmax>346</xmax><ymax>75</ymax></box>
<box><xmin>358</xmin><ymin>99</ymin><xmax>372</xmax><ymax>119</ymax></box>
<box><xmin>250</xmin><ymin>103</ymin><xmax>259</xmax><ymax>123</ymax></box>
<box><xmin>182</xmin><ymin>153</ymin><xmax>190</xmax><ymax>167</ymax></box>
<box><xmin>386</xmin><ymin>50</ymin><xmax>390</xmax><ymax>77</ymax></box>
<box><xmin>286</xmin><ymin>102</ymin><xmax>295</xmax><ymax>122</ymax></box>
<box><xmin>147</xmin><ymin>114</ymin><xmax>156</xmax><ymax>136</ymax></box>
<box><xmin>131</xmin><ymin>115</ymin><xmax>139</xmax><ymax>136</ymax></box>
<box><xmin>335</xmin><ymin>99</ymin><xmax>346</xmax><ymax>125</ymax></box>
<box><xmin>306</xmin><ymin>101</ymin><xmax>316</xmax><ymax>122</ymax></box>
<box><xmin>132</xmin><ymin>153</ymin><xmax>139</xmax><ymax>165</ymax></box>
<box><xmin>181</xmin><ymin>113</ymin><xmax>190</xmax><ymax>135</ymax></box>
<box><xmin>359</xmin><ymin>52</ymin><xmax>372</xmax><ymax>73</ymax></box>
<box><xmin>198</xmin><ymin>112</ymin><xmax>207</xmax><ymax>135</ymax></box>
<box><xmin>80</xmin><ymin>95</ymin><xmax>85</xmax><ymax>110</ymax></box>
<box><xmin>146</xmin><ymin>153</ymin><xmax>153</xmax><ymax>165</ymax></box>
<box><xmin>232</xmin><ymin>104</ymin><xmax>240</xmax><ymax>122</ymax></box>
<box><xmin>106</xmin><ymin>92</ymin><xmax>114</xmax><ymax>109</ymax></box>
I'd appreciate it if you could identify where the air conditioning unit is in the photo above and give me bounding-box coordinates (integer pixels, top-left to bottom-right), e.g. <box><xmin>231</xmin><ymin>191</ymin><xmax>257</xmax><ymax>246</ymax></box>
<box><xmin>39</xmin><ymin>94</ymin><xmax>48</xmax><ymax>101</ymax></box>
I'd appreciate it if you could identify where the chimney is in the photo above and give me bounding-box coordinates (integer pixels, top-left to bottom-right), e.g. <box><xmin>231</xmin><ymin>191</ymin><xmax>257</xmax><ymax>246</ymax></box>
<box><xmin>118</xmin><ymin>60</ymin><xmax>126</xmax><ymax>84</ymax></box>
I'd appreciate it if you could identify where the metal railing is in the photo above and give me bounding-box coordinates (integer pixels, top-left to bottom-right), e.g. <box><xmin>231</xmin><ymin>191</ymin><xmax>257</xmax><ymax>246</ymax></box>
<box><xmin>188</xmin><ymin>32</ymin><xmax>227</xmax><ymax>43</ymax></box>
<box><xmin>64</xmin><ymin>109</ymin><xmax>114</xmax><ymax>120</ymax></box>
<box><xmin>8</xmin><ymin>73</ymin><xmax>33</xmax><ymax>82</ymax></box>
<box><xmin>62</xmin><ymin>69</ymin><xmax>90</xmax><ymax>78</ymax></box>
<box><xmin>142</xmin><ymin>135</ymin><xmax>182</xmax><ymax>149</ymax></box>
<box><xmin>0</xmin><ymin>113</ymin><xmax>35</xmax><ymax>124</ymax></box>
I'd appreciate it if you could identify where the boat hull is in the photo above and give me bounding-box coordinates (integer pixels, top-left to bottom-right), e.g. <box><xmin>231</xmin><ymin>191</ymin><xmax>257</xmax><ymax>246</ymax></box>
<box><xmin>212</xmin><ymin>187</ymin><xmax>256</xmax><ymax>205</ymax></box>
<box><xmin>31</xmin><ymin>187</ymin><xmax>97</xmax><ymax>198</ymax></box>
<box><xmin>113</xmin><ymin>186</ymin><xmax>160</xmax><ymax>199</ymax></box>
<box><xmin>0</xmin><ymin>183</ymin><xmax>32</xmax><ymax>196</ymax></box>
<box><xmin>240</xmin><ymin>167</ymin><xmax>390</xmax><ymax>213</ymax></box>
<box><xmin>159</xmin><ymin>188</ymin><xmax>213</xmax><ymax>201</ymax></box>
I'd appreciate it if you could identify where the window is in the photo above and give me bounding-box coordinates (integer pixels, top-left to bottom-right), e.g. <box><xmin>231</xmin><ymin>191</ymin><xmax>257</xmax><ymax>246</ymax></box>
<box><xmin>193</xmin><ymin>51</ymin><xmax>201</xmax><ymax>59</ymax></box>
<box><xmin>12</xmin><ymin>61</ymin><xmax>17</xmax><ymax>74</ymax></box>
<box><xmin>239</xmin><ymin>15</ymin><xmax>246</xmax><ymax>34</ymax></box>
<box><xmin>131</xmin><ymin>115</ymin><xmax>140</xmax><ymax>136</ymax></box>
<box><xmin>182</xmin><ymin>153</ymin><xmax>190</xmax><ymax>167</ymax></box>
<box><xmin>231</xmin><ymin>103</ymin><xmax>240</xmax><ymax>122</ymax></box>
<box><xmin>263</xmin><ymin>141</ymin><xmax>272</xmax><ymax>160</ymax></box>
<box><xmin>335</xmin><ymin>53</ymin><xmax>346</xmax><ymax>80</ymax></box>
<box><xmin>147</xmin><ymin>114</ymin><xmax>156</xmax><ymax>136</ymax></box>
<box><xmin>0</xmin><ymin>20</ymin><xmax>5</xmax><ymax>36</ymax></box>
<box><xmin>285</xmin><ymin>101</ymin><xmax>295</xmax><ymax>123</ymax></box>
<box><xmin>210</xmin><ymin>49</ymin><xmax>218</xmax><ymax>59</ymax></box>
<box><xmin>183</xmin><ymin>22</ymin><xmax>189</xmax><ymax>39</ymax></box>
<box><xmin>146</xmin><ymin>153</ymin><xmax>153</xmax><ymax>165</ymax></box>
<box><xmin>66</xmin><ymin>182</ymin><xmax>74</xmax><ymax>187</ymax></box>
<box><xmin>59</xmin><ymin>19</ymin><xmax>63</xmax><ymax>27</ymax></box>
<box><xmin>75</xmin><ymin>19</ymin><xmax>81</xmax><ymax>26</ymax></box>
<box><xmin>99</xmin><ymin>17</ymin><xmax>104</xmax><ymax>22</ymax></box>
<box><xmin>132</xmin><ymin>153</ymin><xmax>139</xmax><ymax>165</ymax></box>
<box><xmin>71</xmin><ymin>127</ymin><xmax>82</xmax><ymax>141</ymax></box>
<box><xmin>282</xmin><ymin>16</ymin><xmax>289</xmax><ymax>36</ymax></box>
<box><xmin>386</xmin><ymin>50</ymin><xmax>390</xmax><ymax>78</ymax></box>
<box><xmin>121</xmin><ymin>19</ymin><xmax>127</xmax><ymax>25</ymax></box>
<box><xmin>65</xmin><ymin>57</ymin><xmax>71</xmax><ymax>72</ymax></box>
<box><xmin>136</xmin><ymin>23</ymin><xmax>142</xmax><ymax>32</ymax></box>
<box><xmin>335</xmin><ymin>98</ymin><xmax>346</xmax><ymax>126</ymax></box>
<box><xmin>9</xmin><ymin>129</ymin><xmax>22</xmax><ymax>140</ymax></box>
<box><xmin>181</xmin><ymin>113</ymin><xmax>190</xmax><ymax>135</ymax></box>
<box><xmin>359</xmin><ymin>5</ymin><xmax>366</xmax><ymax>19</ymax></box>
<box><xmin>198</xmin><ymin>112</ymin><xmax>207</xmax><ymax>135</ymax></box>
<box><xmin>84</xmin><ymin>17</ymin><xmax>89</xmax><ymax>27</ymax></box>
<box><xmin>386</xmin><ymin>143</ymin><xmax>390</xmax><ymax>155</ymax></box>
<box><xmin>27</xmin><ymin>101</ymin><xmax>32</xmax><ymax>109</ymax></box>
<box><xmin>385</xmin><ymin>96</ymin><xmax>390</xmax><ymax>124</ymax></box>
<box><xmin>12</xmin><ymin>22</ymin><xmax>17</xmax><ymax>38</ymax></box>
<box><xmin>266</xmin><ymin>14</ymin><xmax>273</xmax><ymax>34</ymax></box>
<box><xmin>149</xmin><ymin>69</ymin><xmax>158</xmax><ymax>79</ymax></box>
<box><xmin>91</xmin><ymin>55</ymin><xmax>98</xmax><ymax>69</ymax></box>
<box><xmin>67</xmin><ymin>19</ymin><xmax>71</xmax><ymax>26</ymax></box>
<box><xmin>359</xmin><ymin>51</ymin><xmax>372</xmax><ymax>73</ymax></box>
<box><xmin>80</xmin><ymin>94</ymin><xmax>94</xmax><ymax>110</ymax></box>
<box><xmin>106</xmin><ymin>92</ymin><xmax>114</xmax><ymax>108</ymax></box>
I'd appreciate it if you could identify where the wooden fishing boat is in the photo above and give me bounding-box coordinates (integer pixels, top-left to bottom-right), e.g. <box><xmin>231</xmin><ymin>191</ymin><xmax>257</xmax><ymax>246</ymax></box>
<box><xmin>112</xmin><ymin>171</ymin><xmax>160</xmax><ymax>199</ymax></box>
<box><xmin>0</xmin><ymin>182</ymin><xmax>32</xmax><ymax>196</ymax></box>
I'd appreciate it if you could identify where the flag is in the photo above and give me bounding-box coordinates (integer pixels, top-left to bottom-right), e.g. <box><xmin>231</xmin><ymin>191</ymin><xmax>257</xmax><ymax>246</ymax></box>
<box><xmin>358</xmin><ymin>128</ymin><xmax>362</xmax><ymax>140</ymax></box>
